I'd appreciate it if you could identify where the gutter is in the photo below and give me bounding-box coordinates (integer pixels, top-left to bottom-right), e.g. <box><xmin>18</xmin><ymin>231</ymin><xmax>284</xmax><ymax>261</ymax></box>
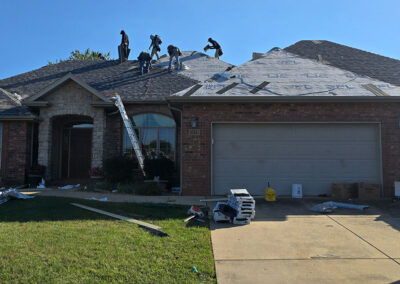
<box><xmin>0</xmin><ymin>115</ymin><xmax>38</xmax><ymax>121</ymax></box>
<box><xmin>166</xmin><ymin>96</ymin><xmax>400</xmax><ymax>103</ymax></box>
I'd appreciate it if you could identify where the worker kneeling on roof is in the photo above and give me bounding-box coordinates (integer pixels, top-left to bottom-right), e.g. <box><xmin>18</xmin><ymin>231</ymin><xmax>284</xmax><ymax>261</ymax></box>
<box><xmin>137</xmin><ymin>51</ymin><xmax>152</xmax><ymax>75</ymax></box>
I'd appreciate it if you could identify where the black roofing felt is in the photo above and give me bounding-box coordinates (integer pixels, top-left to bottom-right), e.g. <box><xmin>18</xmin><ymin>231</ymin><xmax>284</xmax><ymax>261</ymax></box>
<box><xmin>0</xmin><ymin>60</ymin><xmax>199</xmax><ymax>102</ymax></box>
<box><xmin>285</xmin><ymin>40</ymin><xmax>400</xmax><ymax>87</ymax></box>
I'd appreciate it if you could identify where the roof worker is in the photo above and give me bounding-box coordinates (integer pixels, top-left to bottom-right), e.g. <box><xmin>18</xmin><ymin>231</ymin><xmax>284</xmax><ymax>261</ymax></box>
<box><xmin>137</xmin><ymin>51</ymin><xmax>152</xmax><ymax>75</ymax></box>
<box><xmin>204</xmin><ymin>37</ymin><xmax>223</xmax><ymax>59</ymax></box>
<box><xmin>119</xmin><ymin>30</ymin><xmax>130</xmax><ymax>62</ymax></box>
<box><xmin>98</xmin><ymin>53</ymin><xmax>105</xmax><ymax>60</ymax></box>
<box><xmin>167</xmin><ymin>45</ymin><xmax>182</xmax><ymax>71</ymax></box>
<box><xmin>149</xmin><ymin>34</ymin><xmax>162</xmax><ymax>60</ymax></box>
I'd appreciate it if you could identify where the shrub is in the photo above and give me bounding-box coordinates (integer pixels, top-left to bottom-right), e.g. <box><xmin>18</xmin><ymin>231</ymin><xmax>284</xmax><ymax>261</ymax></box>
<box><xmin>144</xmin><ymin>156</ymin><xmax>174</xmax><ymax>180</ymax></box>
<box><xmin>88</xmin><ymin>167</ymin><xmax>104</xmax><ymax>177</ymax></box>
<box><xmin>117</xmin><ymin>183</ymin><xmax>136</xmax><ymax>194</ymax></box>
<box><xmin>103</xmin><ymin>156</ymin><xmax>137</xmax><ymax>183</ymax></box>
<box><xmin>134</xmin><ymin>182</ymin><xmax>162</xmax><ymax>196</ymax></box>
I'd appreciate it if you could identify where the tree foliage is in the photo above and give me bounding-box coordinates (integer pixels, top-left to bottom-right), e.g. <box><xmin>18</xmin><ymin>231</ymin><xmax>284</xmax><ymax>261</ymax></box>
<box><xmin>48</xmin><ymin>48</ymin><xmax>111</xmax><ymax>65</ymax></box>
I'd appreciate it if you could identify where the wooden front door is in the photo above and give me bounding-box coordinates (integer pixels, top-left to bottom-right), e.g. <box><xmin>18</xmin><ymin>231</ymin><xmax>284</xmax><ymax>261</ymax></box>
<box><xmin>61</xmin><ymin>128</ymin><xmax>92</xmax><ymax>178</ymax></box>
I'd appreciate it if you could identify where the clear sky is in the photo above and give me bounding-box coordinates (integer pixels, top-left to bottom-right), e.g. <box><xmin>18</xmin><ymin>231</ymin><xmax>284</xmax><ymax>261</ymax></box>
<box><xmin>1</xmin><ymin>0</ymin><xmax>400</xmax><ymax>79</ymax></box>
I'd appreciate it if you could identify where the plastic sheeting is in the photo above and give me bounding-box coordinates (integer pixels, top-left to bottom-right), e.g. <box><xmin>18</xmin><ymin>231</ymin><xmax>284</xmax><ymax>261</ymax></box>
<box><xmin>0</xmin><ymin>188</ymin><xmax>35</xmax><ymax>205</ymax></box>
<box><xmin>311</xmin><ymin>201</ymin><xmax>369</xmax><ymax>213</ymax></box>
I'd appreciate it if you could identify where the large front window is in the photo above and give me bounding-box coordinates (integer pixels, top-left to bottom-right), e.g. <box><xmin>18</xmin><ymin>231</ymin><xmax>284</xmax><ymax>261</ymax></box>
<box><xmin>123</xmin><ymin>113</ymin><xmax>176</xmax><ymax>160</ymax></box>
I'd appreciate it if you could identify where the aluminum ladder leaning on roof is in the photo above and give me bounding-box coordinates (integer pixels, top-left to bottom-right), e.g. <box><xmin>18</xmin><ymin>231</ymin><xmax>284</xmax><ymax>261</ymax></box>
<box><xmin>113</xmin><ymin>93</ymin><xmax>145</xmax><ymax>173</ymax></box>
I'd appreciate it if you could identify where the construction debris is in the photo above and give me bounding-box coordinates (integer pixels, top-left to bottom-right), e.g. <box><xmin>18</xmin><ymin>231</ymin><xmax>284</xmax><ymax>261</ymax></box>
<box><xmin>70</xmin><ymin>203</ymin><xmax>169</xmax><ymax>237</ymax></box>
<box><xmin>187</xmin><ymin>205</ymin><xmax>204</xmax><ymax>217</ymax></box>
<box><xmin>36</xmin><ymin>178</ymin><xmax>46</xmax><ymax>189</ymax></box>
<box><xmin>0</xmin><ymin>188</ymin><xmax>35</xmax><ymax>205</ymax></box>
<box><xmin>58</xmin><ymin>184</ymin><xmax>80</xmax><ymax>190</ymax></box>
<box><xmin>86</xmin><ymin>197</ymin><xmax>108</xmax><ymax>202</ymax></box>
<box><xmin>311</xmin><ymin>201</ymin><xmax>369</xmax><ymax>213</ymax></box>
<box><xmin>213</xmin><ymin>189</ymin><xmax>256</xmax><ymax>225</ymax></box>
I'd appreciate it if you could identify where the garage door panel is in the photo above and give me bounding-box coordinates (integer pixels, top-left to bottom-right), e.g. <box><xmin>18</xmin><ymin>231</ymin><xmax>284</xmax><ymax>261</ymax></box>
<box><xmin>212</xmin><ymin>123</ymin><xmax>380</xmax><ymax>196</ymax></box>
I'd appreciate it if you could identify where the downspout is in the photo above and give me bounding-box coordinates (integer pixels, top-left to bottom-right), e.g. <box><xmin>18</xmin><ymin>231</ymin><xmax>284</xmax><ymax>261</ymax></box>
<box><xmin>168</xmin><ymin>102</ymin><xmax>183</xmax><ymax>195</ymax></box>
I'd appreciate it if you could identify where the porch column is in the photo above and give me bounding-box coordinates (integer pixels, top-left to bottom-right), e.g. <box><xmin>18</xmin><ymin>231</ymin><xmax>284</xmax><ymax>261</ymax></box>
<box><xmin>37</xmin><ymin>117</ymin><xmax>52</xmax><ymax>179</ymax></box>
<box><xmin>91</xmin><ymin>110</ymin><xmax>105</xmax><ymax>168</ymax></box>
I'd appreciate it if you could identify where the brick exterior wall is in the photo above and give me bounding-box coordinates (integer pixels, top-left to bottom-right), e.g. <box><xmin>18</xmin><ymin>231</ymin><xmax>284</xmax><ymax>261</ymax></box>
<box><xmin>0</xmin><ymin>121</ymin><xmax>30</xmax><ymax>184</ymax></box>
<box><xmin>180</xmin><ymin>102</ymin><xmax>400</xmax><ymax>196</ymax></box>
<box><xmin>37</xmin><ymin>80</ymin><xmax>106</xmax><ymax>179</ymax></box>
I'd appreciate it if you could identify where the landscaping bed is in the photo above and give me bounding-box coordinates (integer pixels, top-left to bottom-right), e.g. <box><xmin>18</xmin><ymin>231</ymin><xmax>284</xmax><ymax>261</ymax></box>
<box><xmin>0</xmin><ymin>196</ymin><xmax>215</xmax><ymax>283</ymax></box>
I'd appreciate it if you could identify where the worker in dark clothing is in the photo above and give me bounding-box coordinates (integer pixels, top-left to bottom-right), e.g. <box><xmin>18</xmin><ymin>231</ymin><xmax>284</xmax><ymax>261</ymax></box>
<box><xmin>119</xmin><ymin>30</ymin><xmax>130</xmax><ymax>61</ymax></box>
<box><xmin>137</xmin><ymin>51</ymin><xmax>152</xmax><ymax>75</ymax></box>
<box><xmin>167</xmin><ymin>45</ymin><xmax>182</xmax><ymax>71</ymax></box>
<box><xmin>98</xmin><ymin>53</ymin><xmax>105</xmax><ymax>60</ymax></box>
<box><xmin>149</xmin><ymin>34</ymin><xmax>162</xmax><ymax>60</ymax></box>
<box><xmin>204</xmin><ymin>37</ymin><xmax>223</xmax><ymax>59</ymax></box>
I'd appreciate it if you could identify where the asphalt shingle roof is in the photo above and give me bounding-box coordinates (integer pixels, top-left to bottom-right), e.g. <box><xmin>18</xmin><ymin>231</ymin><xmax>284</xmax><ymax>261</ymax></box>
<box><xmin>0</xmin><ymin>59</ymin><xmax>199</xmax><ymax>102</ymax></box>
<box><xmin>0</xmin><ymin>89</ymin><xmax>34</xmax><ymax>117</ymax></box>
<box><xmin>285</xmin><ymin>40</ymin><xmax>400</xmax><ymax>87</ymax></box>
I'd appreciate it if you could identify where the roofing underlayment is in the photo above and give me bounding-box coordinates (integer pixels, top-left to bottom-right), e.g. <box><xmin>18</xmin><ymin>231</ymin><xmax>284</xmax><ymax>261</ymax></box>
<box><xmin>173</xmin><ymin>49</ymin><xmax>400</xmax><ymax>97</ymax></box>
<box><xmin>285</xmin><ymin>40</ymin><xmax>400</xmax><ymax>87</ymax></box>
<box><xmin>154</xmin><ymin>51</ymin><xmax>233</xmax><ymax>82</ymax></box>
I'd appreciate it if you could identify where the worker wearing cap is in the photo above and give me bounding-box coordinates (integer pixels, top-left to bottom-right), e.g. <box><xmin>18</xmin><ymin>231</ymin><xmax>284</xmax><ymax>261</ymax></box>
<box><xmin>149</xmin><ymin>34</ymin><xmax>162</xmax><ymax>60</ymax></box>
<box><xmin>137</xmin><ymin>51</ymin><xmax>152</xmax><ymax>75</ymax></box>
<box><xmin>167</xmin><ymin>45</ymin><xmax>182</xmax><ymax>71</ymax></box>
<box><xmin>120</xmin><ymin>30</ymin><xmax>130</xmax><ymax>61</ymax></box>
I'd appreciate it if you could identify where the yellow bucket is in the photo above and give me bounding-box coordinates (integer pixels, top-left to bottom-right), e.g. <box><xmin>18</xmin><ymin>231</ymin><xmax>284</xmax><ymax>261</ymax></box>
<box><xmin>265</xmin><ymin>183</ymin><xmax>276</xmax><ymax>202</ymax></box>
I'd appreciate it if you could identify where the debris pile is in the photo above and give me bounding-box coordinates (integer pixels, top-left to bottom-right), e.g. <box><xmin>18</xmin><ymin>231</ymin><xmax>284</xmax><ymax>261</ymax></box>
<box><xmin>310</xmin><ymin>201</ymin><xmax>369</xmax><ymax>213</ymax></box>
<box><xmin>0</xmin><ymin>188</ymin><xmax>35</xmax><ymax>205</ymax></box>
<box><xmin>213</xmin><ymin>189</ymin><xmax>256</xmax><ymax>225</ymax></box>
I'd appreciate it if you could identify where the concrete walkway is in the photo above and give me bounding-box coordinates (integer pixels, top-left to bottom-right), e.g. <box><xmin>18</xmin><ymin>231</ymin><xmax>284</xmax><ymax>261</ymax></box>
<box><xmin>211</xmin><ymin>199</ymin><xmax>400</xmax><ymax>283</ymax></box>
<box><xmin>29</xmin><ymin>188</ymin><xmax>208</xmax><ymax>206</ymax></box>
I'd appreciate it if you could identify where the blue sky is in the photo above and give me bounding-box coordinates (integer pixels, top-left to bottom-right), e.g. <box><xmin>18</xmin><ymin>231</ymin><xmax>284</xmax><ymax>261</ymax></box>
<box><xmin>1</xmin><ymin>0</ymin><xmax>399</xmax><ymax>79</ymax></box>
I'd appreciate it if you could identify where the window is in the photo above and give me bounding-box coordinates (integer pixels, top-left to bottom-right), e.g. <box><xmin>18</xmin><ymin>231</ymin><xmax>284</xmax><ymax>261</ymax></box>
<box><xmin>123</xmin><ymin>113</ymin><xmax>176</xmax><ymax>160</ymax></box>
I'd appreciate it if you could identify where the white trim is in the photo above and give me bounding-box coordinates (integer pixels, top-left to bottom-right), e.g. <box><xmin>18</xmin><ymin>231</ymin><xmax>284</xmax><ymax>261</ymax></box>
<box><xmin>210</xmin><ymin>121</ymin><xmax>383</xmax><ymax>196</ymax></box>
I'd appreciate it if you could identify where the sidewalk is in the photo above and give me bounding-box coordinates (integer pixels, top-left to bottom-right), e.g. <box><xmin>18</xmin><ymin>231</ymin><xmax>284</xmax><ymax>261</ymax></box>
<box><xmin>28</xmin><ymin>188</ymin><xmax>209</xmax><ymax>206</ymax></box>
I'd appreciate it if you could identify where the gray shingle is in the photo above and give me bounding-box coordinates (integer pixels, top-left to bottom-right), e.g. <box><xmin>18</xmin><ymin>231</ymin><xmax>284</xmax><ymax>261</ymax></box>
<box><xmin>285</xmin><ymin>40</ymin><xmax>400</xmax><ymax>86</ymax></box>
<box><xmin>0</xmin><ymin>59</ymin><xmax>199</xmax><ymax>102</ymax></box>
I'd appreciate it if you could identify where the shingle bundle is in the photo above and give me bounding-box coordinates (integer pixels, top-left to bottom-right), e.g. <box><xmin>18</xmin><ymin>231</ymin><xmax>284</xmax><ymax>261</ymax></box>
<box><xmin>213</xmin><ymin>189</ymin><xmax>255</xmax><ymax>225</ymax></box>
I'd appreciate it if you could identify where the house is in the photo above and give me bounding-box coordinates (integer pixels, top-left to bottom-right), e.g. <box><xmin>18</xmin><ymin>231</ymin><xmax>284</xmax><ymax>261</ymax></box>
<box><xmin>1</xmin><ymin>41</ymin><xmax>400</xmax><ymax>198</ymax></box>
<box><xmin>0</xmin><ymin>52</ymin><xmax>231</xmax><ymax>185</ymax></box>
<box><xmin>168</xmin><ymin>46</ymin><xmax>400</xmax><ymax>197</ymax></box>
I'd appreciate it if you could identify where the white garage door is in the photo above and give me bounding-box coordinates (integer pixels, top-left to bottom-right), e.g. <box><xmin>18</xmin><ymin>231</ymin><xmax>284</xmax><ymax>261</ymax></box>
<box><xmin>212</xmin><ymin>123</ymin><xmax>381</xmax><ymax>196</ymax></box>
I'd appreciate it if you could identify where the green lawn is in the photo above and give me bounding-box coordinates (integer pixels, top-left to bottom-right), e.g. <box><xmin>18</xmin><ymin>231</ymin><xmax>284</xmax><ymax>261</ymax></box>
<box><xmin>0</xmin><ymin>196</ymin><xmax>215</xmax><ymax>283</ymax></box>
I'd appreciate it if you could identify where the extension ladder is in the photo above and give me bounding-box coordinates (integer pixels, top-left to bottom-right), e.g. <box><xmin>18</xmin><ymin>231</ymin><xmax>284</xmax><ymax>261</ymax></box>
<box><xmin>113</xmin><ymin>93</ymin><xmax>144</xmax><ymax>172</ymax></box>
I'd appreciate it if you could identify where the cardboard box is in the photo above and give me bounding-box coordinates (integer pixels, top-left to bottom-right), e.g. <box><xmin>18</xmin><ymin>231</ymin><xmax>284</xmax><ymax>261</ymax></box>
<box><xmin>331</xmin><ymin>183</ymin><xmax>358</xmax><ymax>199</ymax></box>
<box><xmin>358</xmin><ymin>183</ymin><xmax>381</xmax><ymax>200</ymax></box>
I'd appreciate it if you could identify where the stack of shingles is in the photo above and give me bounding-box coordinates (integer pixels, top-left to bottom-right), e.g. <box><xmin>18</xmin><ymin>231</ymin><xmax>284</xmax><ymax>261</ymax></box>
<box><xmin>213</xmin><ymin>189</ymin><xmax>256</xmax><ymax>225</ymax></box>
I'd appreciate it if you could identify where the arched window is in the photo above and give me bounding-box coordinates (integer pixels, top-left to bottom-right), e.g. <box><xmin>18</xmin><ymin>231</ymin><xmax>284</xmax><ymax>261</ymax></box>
<box><xmin>123</xmin><ymin>113</ymin><xmax>176</xmax><ymax>160</ymax></box>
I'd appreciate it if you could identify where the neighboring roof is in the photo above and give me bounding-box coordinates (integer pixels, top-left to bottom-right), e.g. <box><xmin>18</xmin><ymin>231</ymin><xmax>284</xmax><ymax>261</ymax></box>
<box><xmin>0</xmin><ymin>59</ymin><xmax>199</xmax><ymax>102</ymax></box>
<box><xmin>0</xmin><ymin>88</ymin><xmax>35</xmax><ymax>119</ymax></box>
<box><xmin>285</xmin><ymin>40</ymin><xmax>400</xmax><ymax>86</ymax></box>
<box><xmin>171</xmin><ymin>49</ymin><xmax>400</xmax><ymax>98</ymax></box>
<box><xmin>155</xmin><ymin>51</ymin><xmax>233</xmax><ymax>82</ymax></box>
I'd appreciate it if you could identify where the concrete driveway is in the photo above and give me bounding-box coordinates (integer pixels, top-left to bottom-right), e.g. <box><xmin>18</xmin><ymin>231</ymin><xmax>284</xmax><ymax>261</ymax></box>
<box><xmin>211</xmin><ymin>199</ymin><xmax>400</xmax><ymax>284</ymax></box>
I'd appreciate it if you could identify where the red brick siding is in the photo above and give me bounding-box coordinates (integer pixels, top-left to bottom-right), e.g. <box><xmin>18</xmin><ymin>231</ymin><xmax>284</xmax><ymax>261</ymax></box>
<box><xmin>1</xmin><ymin>121</ymin><xmax>30</xmax><ymax>184</ymax></box>
<box><xmin>180</xmin><ymin>102</ymin><xmax>400</xmax><ymax>196</ymax></box>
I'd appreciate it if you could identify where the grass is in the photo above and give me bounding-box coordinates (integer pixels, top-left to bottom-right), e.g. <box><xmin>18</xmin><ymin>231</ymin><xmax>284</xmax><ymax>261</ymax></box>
<box><xmin>0</xmin><ymin>196</ymin><xmax>215</xmax><ymax>283</ymax></box>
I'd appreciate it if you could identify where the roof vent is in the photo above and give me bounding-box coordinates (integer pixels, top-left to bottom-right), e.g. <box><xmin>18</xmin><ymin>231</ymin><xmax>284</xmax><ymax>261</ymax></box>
<box><xmin>250</xmin><ymin>81</ymin><xmax>270</xmax><ymax>94</ymax></box>
<box><xmin>216</xmin><ymin>83</ymin><xmax>239</xmax><ymax>94</ymax></box>
<box><xmin>268</xmin><ymin>47</ymin><xmax>281</xmax><ymax>52</ymax></box>
<box><xmin>362</xmin><ymin>84</ymin><xmax>389</xmax><ymax>96</ymax></box>
<box><xmin>183</xmin><ymin>84</ymin><xmax>203</xmax><ymax>96</ymax></box>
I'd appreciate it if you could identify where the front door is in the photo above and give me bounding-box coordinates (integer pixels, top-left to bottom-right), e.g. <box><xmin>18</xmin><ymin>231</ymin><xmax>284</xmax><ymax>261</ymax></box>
<box><xmin>61</xmin><ymin>127</ymin><xmax>92</xmax><ymax>178</ymax></box>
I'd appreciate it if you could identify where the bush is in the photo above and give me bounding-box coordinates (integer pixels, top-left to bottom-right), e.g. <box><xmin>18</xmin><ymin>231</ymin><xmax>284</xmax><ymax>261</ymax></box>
<box><xmin>117</xmin><ymin>183</ymin><xmax>136</xmax><ymax>194</ymax></box>
<box><xmin>134</xmin><ymin>182</ymin><xmax>162</xmax><ymax>196</ymax></box>
<box><xmin>103</xmin><ymin>156</ymin><xmax>137</xmax><ymax>183</ymax></box>
<box><xmin>144</xmin><ymin>156</ymin><xmax>174</xmax><ymax>180</ymax></box>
